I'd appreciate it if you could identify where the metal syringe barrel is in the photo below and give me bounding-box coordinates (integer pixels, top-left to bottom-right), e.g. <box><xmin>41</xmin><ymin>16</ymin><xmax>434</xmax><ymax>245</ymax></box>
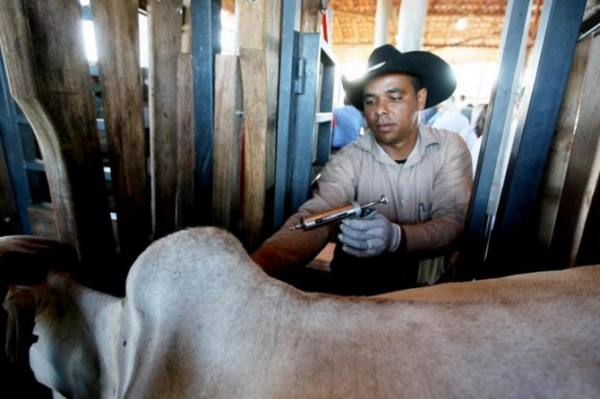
<box><xmin>290</xmin><ymin>195</ymin><xmax>389</xmax><ymax>231</ymax></box>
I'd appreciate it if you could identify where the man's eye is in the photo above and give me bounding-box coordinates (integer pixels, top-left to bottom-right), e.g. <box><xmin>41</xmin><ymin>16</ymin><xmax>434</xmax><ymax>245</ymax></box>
<box><xmin>390</xmin><ymin>96</ymin><xmax>402</xmax><ymax>101</ymax></box>
<box><xmin>364</xmin><ymin>99</ymin><xmax>376</xmax><ymax>105</ymax></box>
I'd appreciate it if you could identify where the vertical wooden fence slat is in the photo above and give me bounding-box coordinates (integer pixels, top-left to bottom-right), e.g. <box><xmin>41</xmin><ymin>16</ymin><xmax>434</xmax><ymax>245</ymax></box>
<box><xmin>213</xmin><ymin>54</ymin><xmax>242</xmax><ymax>234</ymax></box>
<box><xmin>176</xmin><ymin>52</ymin><xmax>195</xmax><ymax>229</ymax></box>
<box><xmin>148</xmin><ymin>0</ymin><xmax>182</xmax><ymax>239</ymax></box>
<box><xmin>536</xmin><ymin>38</ymin><xmax>590</xmax><ymax>250</ymax></box>
<box><xmin>176</xmin><ymin>3</ymin><xmax>195</xmax><ymax>229</ymax></box>
<box><xmin>92</xmin><ymin>0</ymin><xmax>151</xmax><ymax>263</ymax></box>
<box><xmin>238</xmin><ymin>0</ymin><xmax>281</xmax><ymax>250</ymax></box>
<box><xmin>0</xmin><ymin>0</ymin><xmax>115</xmax><ymax>263</ymax></box>
<box><xmin>550</xmin><ymin>33</ymin><xmax>600</xmax><ymax>268</ymax></box>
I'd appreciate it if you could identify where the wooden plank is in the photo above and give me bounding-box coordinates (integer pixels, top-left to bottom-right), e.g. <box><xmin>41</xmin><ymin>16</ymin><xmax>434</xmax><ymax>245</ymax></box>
<box><xmin>536</xmin><ymin>37</ymin><xmax>590</xmax><ymax>249</ymax></box>
<box><xmin>27</xmin><ymin>203</ymin><xmax>59</xmax><ymax>240</ymax></box>
<box><xmin>238</xmin><ymin>0</ymin><xmax>281</xmax><ymax>250</ymax></box>
<box><xmin>0</xmin><ymin>0</ymin><xmax>115</xmax><ymax>262</ymax></box>
<box><xmin>92</xmin><ymin>0</ymin><xmax>151</xmax><ymax>263</ymax></box>
<box><xmin>550</xmin><ymin>33</ymin><xmax>600</xmax><ymax>267</ymax></box>
<box><xmin>147</xmin><ymin>0</ymin><xmax>182</xmax><ymax>239</ymax></box>
<box><xmin>213</xmin><ymin>54</ymin><xmax>242</xmax><ymax>234</ymax></box>
<box><xmin>27</xmin><ymin>203</ymin><xmax>120</xmax><ymax>249</ymax></box>
<box><xmin>176</xmin><ymin>3</ymin><xmax>195</xmax><ymax>229</ymax></box>
<box><xmin>176</xmin><ymin>53</ymin><xmax>195</xmax><ymax>229</ymax></box>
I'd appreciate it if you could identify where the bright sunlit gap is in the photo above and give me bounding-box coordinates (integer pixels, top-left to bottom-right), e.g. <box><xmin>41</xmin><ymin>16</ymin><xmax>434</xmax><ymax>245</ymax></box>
<box><xmin>81</xmin><ymin>14</ymin><xmax>149</xmax><ymax>67</ymax></box>
<box><xmin>455</xmin><ymin>17</ymin><xmax>468</xmax><ymax>31</ymax></box>
<box><xmin>221</xmin><ymin>10</ymin><xmax>236</xmax><ymax>55</ymax></box>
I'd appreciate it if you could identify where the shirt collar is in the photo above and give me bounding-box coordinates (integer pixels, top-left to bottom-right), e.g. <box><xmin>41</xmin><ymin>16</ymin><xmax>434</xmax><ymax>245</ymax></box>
<box><xmin>356</xmin><ymin>124</ymin><xmax>440</xmax><ymax>166</ymax></box>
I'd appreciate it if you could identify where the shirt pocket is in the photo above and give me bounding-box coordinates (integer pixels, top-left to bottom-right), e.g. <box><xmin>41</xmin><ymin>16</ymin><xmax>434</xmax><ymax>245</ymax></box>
<box><xmin>418</xmin><ymin>203</ymin><xmax>431</xmax><ymax>222</ymax></box>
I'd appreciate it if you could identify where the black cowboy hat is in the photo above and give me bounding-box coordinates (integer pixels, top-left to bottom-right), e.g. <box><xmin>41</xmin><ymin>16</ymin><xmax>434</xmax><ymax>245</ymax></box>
<box><xmin>342</xmin><ymin>44</ymin><xmax>457</xmax><ymax>111</ymax></box>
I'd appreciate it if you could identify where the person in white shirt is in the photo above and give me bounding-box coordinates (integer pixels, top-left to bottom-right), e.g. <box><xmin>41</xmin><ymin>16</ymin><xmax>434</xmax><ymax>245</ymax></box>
<box><xmin>430</xmin><ymin>96</ymin><xmax>470</xmax><ymax>134</ymax></box>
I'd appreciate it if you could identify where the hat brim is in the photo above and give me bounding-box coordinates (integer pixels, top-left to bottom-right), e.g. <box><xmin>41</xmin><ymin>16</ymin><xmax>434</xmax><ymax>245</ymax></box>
<box><xmin>342</xmin><ymin>51</ymin><xmax>457</xmax><ymax>111</ymax></box>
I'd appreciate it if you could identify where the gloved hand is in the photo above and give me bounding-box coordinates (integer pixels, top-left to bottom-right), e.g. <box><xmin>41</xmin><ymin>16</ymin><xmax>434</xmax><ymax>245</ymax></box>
<box><xmin>338</xmin><ymin>213</ymin><xmax>401</xmax><ymax>258</ymax></box>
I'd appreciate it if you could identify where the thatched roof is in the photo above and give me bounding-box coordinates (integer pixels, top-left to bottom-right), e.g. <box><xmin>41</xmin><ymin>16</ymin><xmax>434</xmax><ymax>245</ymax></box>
<box><xmin>327</xmin><ymin>0</ymin><xmax>543</xmax><ymax>64</ymax></box>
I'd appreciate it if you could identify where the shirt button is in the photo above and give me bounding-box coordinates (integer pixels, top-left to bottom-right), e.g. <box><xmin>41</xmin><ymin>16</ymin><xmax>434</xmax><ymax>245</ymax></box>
<box><xmin>400</xmin><ymin>199</ymin><xmax>405</xmax><ymax>205</ymax></box>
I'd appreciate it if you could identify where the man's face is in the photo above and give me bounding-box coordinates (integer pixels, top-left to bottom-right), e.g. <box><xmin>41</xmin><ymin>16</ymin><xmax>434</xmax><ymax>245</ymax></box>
<box><xmin>362</xmin><ymin>73</ymin><xmax>427</xmax><ymax>146</ymax></box>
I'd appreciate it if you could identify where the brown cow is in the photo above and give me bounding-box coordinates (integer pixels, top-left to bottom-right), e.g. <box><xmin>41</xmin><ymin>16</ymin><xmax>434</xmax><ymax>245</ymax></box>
<box><xmin>2</xmin><ymin>227</ymin><xmax>600</xmax><ymax>398</ymax></box>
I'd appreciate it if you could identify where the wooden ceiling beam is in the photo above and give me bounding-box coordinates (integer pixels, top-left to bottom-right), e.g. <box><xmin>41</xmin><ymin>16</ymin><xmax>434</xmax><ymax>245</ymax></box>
<box><xmin>332</xmin><ymin>9</ymin><xmax>507</xmax><ymax>19</ymax></box>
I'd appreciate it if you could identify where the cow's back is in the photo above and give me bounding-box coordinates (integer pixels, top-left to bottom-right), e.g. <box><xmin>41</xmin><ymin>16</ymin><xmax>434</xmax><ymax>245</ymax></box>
<box><xmin>120</xmin><ymin>242</ymin><xmax>600</xmax><ymax>399</ymax></box>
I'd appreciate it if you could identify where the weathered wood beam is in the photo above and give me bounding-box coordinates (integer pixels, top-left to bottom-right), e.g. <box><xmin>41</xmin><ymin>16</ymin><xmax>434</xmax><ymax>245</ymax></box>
<box><xmin>213</xmin><ymin>54</ymin><xmax>243</xmax><ymax>234</ymax></box>
<box><xmin>238</xmin><ymin>0</ymin><xmax>281</xmax><ymax>250</ymax></box>
<box><xmin>537</xmin><ymin>38</ymin><xmax>590</xmax><ymax>251</ymax></box>
<box><xmin>0</xmin><ymin>0</ymin><xmax>115</xmax><ymax>263</ymax></box>
<box><xmin>550</xmin><ymin>33</ymin><xmax>600</xmax><ymax>268</ymax></box>
<box><xmin>176</xmin><ymin>3</ymin><xmax>195</xmax><ymax>229</ymax></box>
<box><xmin>147</xmin><ymin>0</ymin><xmax>182</xmax><ymax>239</ymax></box>
<box><xmin>176</xmin><ymin>53</ymin><xmax>195</xmax><ymax>230</ymax></box>
<box><xmin>92</xmin><ymin>0</ymin><xmax>151</xmax><ymax>263</ymax></box>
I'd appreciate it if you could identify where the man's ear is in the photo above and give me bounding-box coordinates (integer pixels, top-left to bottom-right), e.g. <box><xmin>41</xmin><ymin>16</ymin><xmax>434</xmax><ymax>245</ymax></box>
<box><xmin>417</xmin><ymin>88</ymin><xmax>428</xmax><ymax>111</ymax></box>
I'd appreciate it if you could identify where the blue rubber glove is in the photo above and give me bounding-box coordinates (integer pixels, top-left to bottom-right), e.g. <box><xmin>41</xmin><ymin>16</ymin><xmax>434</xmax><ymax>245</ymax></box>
<box><xmin>338</xmin><ymin>213</ymin><xmax>401</xmax><ymax>258</ymax></box>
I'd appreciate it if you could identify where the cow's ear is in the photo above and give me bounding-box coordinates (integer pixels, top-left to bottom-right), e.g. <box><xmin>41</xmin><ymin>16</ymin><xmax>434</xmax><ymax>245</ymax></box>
<box><xmin>3</xmin><ymin>286</ymin><xmax>39</xmax><ymax>368</ymax></box>
<box><xmin>0</xmin><ymin>236</ymin><xmax>78</xmax><ymax>285</ymax></box>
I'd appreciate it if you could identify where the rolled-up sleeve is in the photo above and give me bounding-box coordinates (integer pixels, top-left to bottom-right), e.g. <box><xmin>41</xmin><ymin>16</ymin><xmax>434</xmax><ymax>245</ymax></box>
<box><xmin>251</xmin><ymin>152</ymin><xmax>358</xmax><ymax>274</ymax></box>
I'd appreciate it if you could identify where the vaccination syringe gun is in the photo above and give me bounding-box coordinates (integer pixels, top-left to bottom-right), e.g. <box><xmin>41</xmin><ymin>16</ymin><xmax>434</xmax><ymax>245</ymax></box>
<box><xmin>289</xmin><ymin>195</ymin><xmax>389</xmax><ymax>231</ymax></box>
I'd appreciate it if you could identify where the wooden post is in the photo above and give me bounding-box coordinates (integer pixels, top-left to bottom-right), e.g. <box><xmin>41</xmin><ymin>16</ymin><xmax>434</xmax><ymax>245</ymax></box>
<box><xmin>238</xmin><ymin>0</ymin><xmax>281</xmax><ymax>250</ymax></box>
<box><xmin>0</xmin><ymin>0</ymin><xmax>115</xmax><ymax>263</ymax></box>
<box><xmin>537</xmin><ymin>38</ymin><xmax>590</xmax><ymax>250</ymax></box>
<box><xmin>213</xmin><ymin>55</ymin><xmax>243</xmax><ymax>234</ymax></box>
<box><xmin>92</xmin><ymin>0</ymin><xmax>151</xmax><ymax>263</ymax></box>
<box><xmin>176</xmin><ymin>2</ymin><xmax>195</xmax><ymax>229</ymax></box>
<box><xmin>550</xmin><ymin>34</ymin><xmax>600</xmax><ymax>267</ymax></box>
<box><xmin>148</xmin><ymin>0</ymin><xmax>182</xmax><ymax>239</ymax></box>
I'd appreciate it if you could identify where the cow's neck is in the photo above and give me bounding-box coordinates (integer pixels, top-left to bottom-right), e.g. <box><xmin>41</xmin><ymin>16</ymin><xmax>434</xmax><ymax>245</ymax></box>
<box><xmin>31</xmin><ymin>272</ymin><xmax>123</xmax><ymax>398</ymax></box>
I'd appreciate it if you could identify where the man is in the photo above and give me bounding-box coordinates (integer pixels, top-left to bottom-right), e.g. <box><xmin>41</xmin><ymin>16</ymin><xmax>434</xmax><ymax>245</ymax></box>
<box><xmin>251</xmin><ymin>44</ymin><xmax>473</xmax><ymax>295</ymax></box>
